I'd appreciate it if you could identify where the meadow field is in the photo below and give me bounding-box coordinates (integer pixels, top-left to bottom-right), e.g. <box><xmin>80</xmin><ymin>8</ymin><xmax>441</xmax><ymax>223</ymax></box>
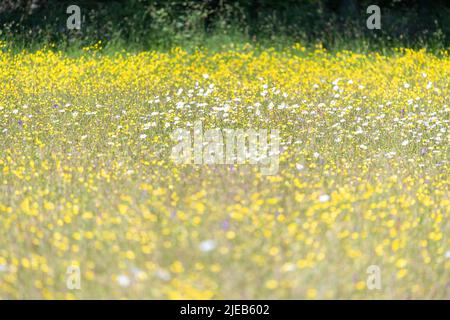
<box><xmin>0</xmin><ymin>43</ymin><xmax>448</xmax><ymax>299</ymax></box>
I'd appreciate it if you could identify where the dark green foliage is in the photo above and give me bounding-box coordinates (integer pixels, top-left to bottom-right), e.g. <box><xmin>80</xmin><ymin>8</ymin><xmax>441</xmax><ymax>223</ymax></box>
<box><xmin>0</xmin><ymin>0</ymin><xmax>448</xmax><ymax>52</ymax></box>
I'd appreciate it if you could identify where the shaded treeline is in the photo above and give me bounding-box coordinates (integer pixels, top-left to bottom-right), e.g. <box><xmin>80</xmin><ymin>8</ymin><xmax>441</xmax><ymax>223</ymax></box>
<box><xmin>1</xmin><ymin>0</ymin><xmax>448</xmax><ymax>50</ymax></box>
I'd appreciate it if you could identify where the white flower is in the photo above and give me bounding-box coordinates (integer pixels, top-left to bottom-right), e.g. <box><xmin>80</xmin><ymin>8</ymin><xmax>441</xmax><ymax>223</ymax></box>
<box><xmin>296</xmin><ymin>164</ymin><xmax>305</xmax><ymax>171</ymax></box>
<box><xmin>359</xmin><ymin>144</ymin><xmax>368</xmax><ymax>150</ymax></box>
<box><xmin>319</xmin><ymin>194</ymin><xmax>330</xmax><ymax>202</ymax></box>
<box><xmin>385</xmin><ymin>151</ymin><xmax>396</xmax><ymax>159</ymax></box>
<box><xmin>131</xmin><ymin>267</ymin><xmax>146</xmax><ymax>280</ymax></box>
<box><xmin>0</xmin><ymin>264</ymin><xmax>7</xmax><ymax>272</ymax></box>
<box><xmin>403</xmin><ymin>83</ymin><xmax>410</xmax><ymax>89</ymax></box>
<box><xmin>139</xmin><ymin>134</ymin><xmax>147</xmax><ymax>139</ymax></box>
<box><xmin>155</xmin><ymin>269</ymin><xmax>171</xmax><ymax>281</ymax></box>
<box><xmin>401</xmin><ymin>140</ymin><xmax>409</xmax><ymax>146</ymax></box>
<box><xmin>281</xmin><ymin>263</ymin><xmax>296</xmax><ymax>272</ymax></box>
<box><xmin>117</xmin><ymin>274</ymin><xmax>131</xmax><ymax>287</ymax></box>
<box><xmin>199</xmin><ymin>240</ymin><xmax>217</xmax><ymax>252</ymax></box>
<box><xmin>445</xmin><ymin>251</ymin><xmax>450</xmax><ymax>259</ymax></box>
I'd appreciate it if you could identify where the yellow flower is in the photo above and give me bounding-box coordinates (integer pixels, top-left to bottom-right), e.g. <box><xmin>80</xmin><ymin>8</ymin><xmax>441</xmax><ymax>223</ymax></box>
<box><xmin>306</xmin><ymin>288</ymin><xmax>317</xmax><ymax>299</ymax></box>
<box><xmin>397</xmin><ymin>269</ymin><xmax>408</xmax><ymax>279</ymax></box>
<box><xmin>265</xmin><ymin>279</ymin><xmax>278</xmax><ymax>289</ymax></box>
<box><xmin>170</xmin><ymin>261</ymin><xmax>184</xmax><ymax>273</ymax></box>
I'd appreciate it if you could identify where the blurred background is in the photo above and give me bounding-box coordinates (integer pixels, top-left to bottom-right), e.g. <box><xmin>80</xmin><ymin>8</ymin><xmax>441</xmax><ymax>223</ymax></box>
<box><xmin>0</xmin><ymin>0</ymin><xmax>449</xmax><ymax>51</ymax></box>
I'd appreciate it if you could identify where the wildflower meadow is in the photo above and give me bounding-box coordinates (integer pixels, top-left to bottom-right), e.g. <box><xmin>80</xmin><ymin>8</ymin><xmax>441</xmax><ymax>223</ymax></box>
<box><xmin>0</xmin><ymin>0</ymin><xmax>449</xmax><ymax>301</ymax></box>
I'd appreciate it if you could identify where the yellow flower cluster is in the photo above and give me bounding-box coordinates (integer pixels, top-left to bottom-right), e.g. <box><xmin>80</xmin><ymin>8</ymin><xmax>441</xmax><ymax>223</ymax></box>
<box><xmin>0</xmin><ymin>45</ymin><xmax>448</xmax><ymax>299</ymax></box>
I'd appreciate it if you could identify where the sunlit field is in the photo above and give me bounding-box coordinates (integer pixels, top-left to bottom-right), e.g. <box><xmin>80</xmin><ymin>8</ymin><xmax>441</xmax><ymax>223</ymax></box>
<box><xmin>0</xmin><ymin>44</ymin><xmax>448</xmax><ymax>299</ymax></box>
